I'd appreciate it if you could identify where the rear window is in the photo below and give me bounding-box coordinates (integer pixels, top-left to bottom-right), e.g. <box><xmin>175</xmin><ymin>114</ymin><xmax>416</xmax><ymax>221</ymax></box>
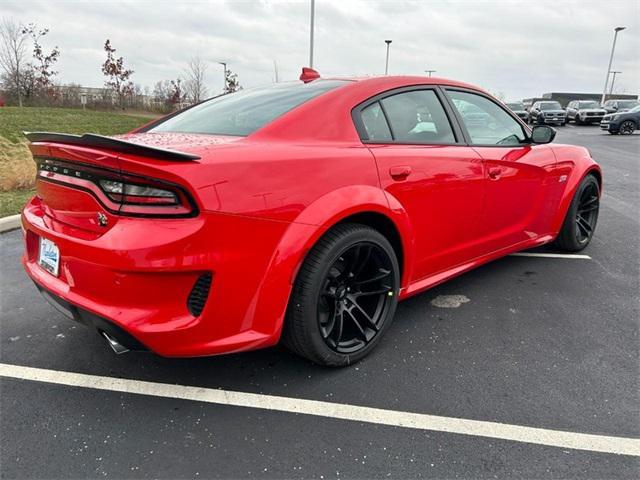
<box><xmin>149</xmin><ymin>80</ymin><xmax>347</xmax><ymax>136</ymax></box>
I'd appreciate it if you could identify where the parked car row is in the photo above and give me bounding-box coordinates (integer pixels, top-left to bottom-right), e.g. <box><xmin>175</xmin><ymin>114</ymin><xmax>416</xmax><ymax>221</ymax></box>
<box><xmin>503</xmin><ymin>98</ymin><xmax>638</xmax><ymax>134</ymax></box>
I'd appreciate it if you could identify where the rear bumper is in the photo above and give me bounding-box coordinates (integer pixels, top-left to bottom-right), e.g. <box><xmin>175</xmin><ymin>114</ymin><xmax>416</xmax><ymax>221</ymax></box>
<box><xmin>35</xmin><ymin>282</ymin><xmax>147</xmax><ymax>352</ymax></box>
<box><xmin>21</xmin><ymin>196</ymin><xmax>297</xmax><ymax>357</ymax></box>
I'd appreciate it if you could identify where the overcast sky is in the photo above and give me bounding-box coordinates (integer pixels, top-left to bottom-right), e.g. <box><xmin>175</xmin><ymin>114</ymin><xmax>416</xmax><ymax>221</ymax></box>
<box><xmin>3</xmin><ymin>0</ymin><xmax>639</xmax><ymax>100</ymax></box>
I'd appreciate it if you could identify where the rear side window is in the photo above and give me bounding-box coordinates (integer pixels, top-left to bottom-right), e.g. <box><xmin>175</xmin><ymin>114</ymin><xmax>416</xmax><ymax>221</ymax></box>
<box><xmin>360</xmin><ymin>102</ymin><xmax>392</xmax><ymax>142</ymax></box>
<box><xmin>149</xmin><ymin>80</ymin><xmax>347</xmax><ymax>136</ymax></box>
<box><xmin>380</xmin><ymin>90</ymin><xmax>455</xmax><ymax>143</ymax></box>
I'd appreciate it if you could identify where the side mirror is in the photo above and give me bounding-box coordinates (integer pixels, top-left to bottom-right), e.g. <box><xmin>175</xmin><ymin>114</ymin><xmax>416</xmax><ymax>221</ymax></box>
<box><xmin>531</xmin><ymin>125</ymin><xmax>556</xmax><ymax>144</ymax></box>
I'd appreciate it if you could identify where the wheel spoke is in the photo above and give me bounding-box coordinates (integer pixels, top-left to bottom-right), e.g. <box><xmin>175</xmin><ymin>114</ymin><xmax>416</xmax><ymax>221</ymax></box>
<box><xmin>578</xmin><ymin>204</ymin><xmax>598</xmax><ymax>214</ymax></box>
<box><xmin>576</xmin><ymin>216</ymin><xmax>592</xmax><ymax>237</ymax></box>
<box><xmin>329</xmin><ymin>309</ymin><xmax>344</xmax><ymax>344</ymax></box>
<box><xmin>352</xmin><ymin>245</ymin><xmax>372</xmax><ymax>279</ymax></box>
<box><xmin>354</xmin><ymin>268</ymin><xmax>391</xmax><ymax>286</ymax></box>
<box><xmin>350</xmin><ymin>300</ymin><xmax>379</xmax><ymax>331</ymax></box>
<box><xmin>344</xmin><ymin>308</ymin><xmax>367</xmax><ymax>339</ymax></box>
<box><xmin>355</xmin><ymin>286</ymin><xmax>391</xmax><ymax>297</ymax></box>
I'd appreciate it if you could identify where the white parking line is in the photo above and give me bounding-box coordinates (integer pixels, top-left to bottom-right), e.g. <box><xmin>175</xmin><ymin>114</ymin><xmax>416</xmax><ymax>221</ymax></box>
<box><xmin>1</xmin><ymin>363</ymin><xmax>638</xmax><ymax>456</ymax></box>
<box><xmin>510</xmin><ymin>252</ymin><xmax>591</xmax><ymax>259</ymax></box>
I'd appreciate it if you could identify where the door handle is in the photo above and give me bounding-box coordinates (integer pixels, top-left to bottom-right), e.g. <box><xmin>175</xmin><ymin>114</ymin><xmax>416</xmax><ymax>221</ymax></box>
<box><xmin>389</xmin><ymin>165</ymin><xmax>412</xmax><ymax>180</ymax></box>
<box><xmin>488</xmin><ymin>167</ymin><xmax>502</xmax><ymax>180</ymax></box>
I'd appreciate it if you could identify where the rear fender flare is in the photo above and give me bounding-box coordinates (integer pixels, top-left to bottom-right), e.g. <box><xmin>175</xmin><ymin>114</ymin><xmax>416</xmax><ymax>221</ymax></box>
<box><xmin>551</xmin><ymin>163</ymin><xmax>602</xmax><ymax>234</ymax></box>
<box><xmin>250</xmin><ymin>185</ymin><xmax>414</xmax><ymax>343</ymax></box>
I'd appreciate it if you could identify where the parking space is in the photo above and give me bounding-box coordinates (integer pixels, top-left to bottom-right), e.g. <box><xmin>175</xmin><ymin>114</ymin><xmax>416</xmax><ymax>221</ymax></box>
<box><xmin>1</xmin><ymin>125</ymin><xmax>638</xmax><ymax>478</ymax></box>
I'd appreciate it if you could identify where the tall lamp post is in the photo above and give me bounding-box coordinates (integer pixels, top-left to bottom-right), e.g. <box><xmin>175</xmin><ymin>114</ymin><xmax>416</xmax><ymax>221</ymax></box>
<box><xmin>601</xmin><ymin>26</ymin><xmax>626</xmax><ymax>104</ymax></box>
<box><xmin>218</xmin><ymin>62</ymin><xmax>227</xmax><ymax>93</ymax></box>
<box><xmin>425</xmin><ymin>69</ymin><xmax>436</xmax><ymax>77</ymax></box>
<box><xmin>309</xmin><ymin>0</ymin><xmax>315</xmax><ymax>68</ymax></box>
<box><xmin>609</xmin><ymin>71</ymin><xmax>622</xmax><ymax>96</ymax></box>
<box><xmin>384</xmin><ymin>40</ymin><xmax>392</xmax><ymax>75</ymax></box>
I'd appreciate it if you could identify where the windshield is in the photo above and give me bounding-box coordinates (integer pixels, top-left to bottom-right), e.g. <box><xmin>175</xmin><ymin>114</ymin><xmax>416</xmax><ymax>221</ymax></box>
<box><xmin>578</xmin><ymin>101</ymin><xmax>599</xmax><ymax>109</ymax></box>
<box><xmin>506</xmin><ymin>103</ymin><xmax>524</xmax><ymax>110</ymax></box>
<box><xmin>149</xmin><ymin>80</ymin><xmax>348</xmax><ymax>136</ymax></box>
<box><xmin>540</xmin><ymin>102</ymin><xmax>562</xmax><ymax>110</ymax></box>
<box><xmin>618</xmin><ymin>100</ymin><xmax>640</xmax><ymax>109</ymax></box>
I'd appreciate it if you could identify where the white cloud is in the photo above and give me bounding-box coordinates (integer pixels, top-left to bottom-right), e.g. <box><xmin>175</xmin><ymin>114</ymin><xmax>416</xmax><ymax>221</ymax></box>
<box><xmin>2</xmin><ymin>0</ymin><xmax>638</xmax><ymax>100</ymax></box>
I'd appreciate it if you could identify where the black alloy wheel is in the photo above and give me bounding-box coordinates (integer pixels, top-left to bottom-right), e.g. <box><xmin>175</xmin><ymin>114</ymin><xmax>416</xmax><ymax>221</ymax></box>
<box><xmin>555</xmin><ymin>174</ymin><xmax>600</xmax><ymax>252</ymax></box>
<box><xmin>575</xmin><ymin>182</ymin><xmax>600</xmax><ymax>245</ymax></box>
<box><xmin>619</xmin><ymin>120</ymin><xmax>636</xmax><ymax>135</ymax></box>
<box><xmin>318</xmin><ymin>242</ymin><xmax>395</xmax><ymax>354</ymax></box>
<box><xmin>283</xmin><ymin>223</ymin><xmax>399</xmax><ymax>366</ymax></box>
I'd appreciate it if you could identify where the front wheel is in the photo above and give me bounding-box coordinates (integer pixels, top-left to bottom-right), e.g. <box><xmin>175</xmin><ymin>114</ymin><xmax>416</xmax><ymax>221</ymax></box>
<box><xmin>555</xmin><ymin>175</ymin><xmax>600</xmax><ymax>252</ymax></box>
<box><xmin>619</xmin><ymin>120</ymin><xmax>636</xmax><ymax>135</ymax></box>
<box><xmin>283</xmin><ymin>223</ymin><xmax>399</xmax><ymax>366</ymax></box>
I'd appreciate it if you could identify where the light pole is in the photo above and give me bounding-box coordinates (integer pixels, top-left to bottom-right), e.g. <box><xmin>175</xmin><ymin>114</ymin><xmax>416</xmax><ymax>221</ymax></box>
<box><xmin>384</xmin><ymin>40</ymin><xmax>392</xmax><ymax>75</ymax></box>
<box><xmin>425</xmin><ymin>69</ymin><xmax>436</xmax><ymax>77</ymax></box>
<box><xmin>218</xmin><ymin>62</ymin><xmax>227</xmax><ymax>93</ymax></box>
<box><xmin>609</xmin><ymin>70</ymin><xmax>622</xmax><ymax>96</ymax></box>
<box><xmin>601</xmin><ymin>26</ymin><xmax>626</xmax><ymax>104</ymax></box>
<box><xmin>309</xmin><ymin>0</ymin><xmax>315</xmax><ymax>68</ymax></box>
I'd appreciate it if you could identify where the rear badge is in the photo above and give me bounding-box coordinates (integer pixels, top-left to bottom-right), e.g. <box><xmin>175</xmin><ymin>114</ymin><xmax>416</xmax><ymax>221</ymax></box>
<box><xmin>559</xmin><ymin>175</ymin><xmax>568</xmax><ymax>183</ymax></box>
<box><xmin>97</xmin><ymin>212</ymin><xmax>108</xmax><ymax>227</ymax></box>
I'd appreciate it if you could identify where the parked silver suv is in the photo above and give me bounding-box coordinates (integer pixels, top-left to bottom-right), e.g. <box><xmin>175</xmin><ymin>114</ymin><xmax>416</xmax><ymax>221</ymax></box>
<box><xmin>566</xmin><ymin>100</ymin><xmax>607</xmax><ymax>125</ymax></box>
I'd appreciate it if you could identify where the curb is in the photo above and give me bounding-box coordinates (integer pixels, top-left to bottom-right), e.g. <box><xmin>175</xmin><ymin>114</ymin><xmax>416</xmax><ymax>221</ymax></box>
<box><xmin>0</xmin><ymin>214</ymin><xmax>21</xmax><ymax>233</ymax></box>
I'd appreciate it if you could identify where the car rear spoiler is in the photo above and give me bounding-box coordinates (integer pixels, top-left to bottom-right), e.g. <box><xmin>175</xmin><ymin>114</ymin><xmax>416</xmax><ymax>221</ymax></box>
<box><xmin>24</xmin><ymin>131</ymin><xmax>200</xmax><ymax>161</ymax></box>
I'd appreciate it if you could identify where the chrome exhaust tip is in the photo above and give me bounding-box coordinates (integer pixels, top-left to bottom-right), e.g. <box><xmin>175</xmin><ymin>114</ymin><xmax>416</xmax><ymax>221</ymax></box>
<box><xmin>101</xmin><ymin>331</ymin><xmax>130</xmax><ymax>355</ymax></box>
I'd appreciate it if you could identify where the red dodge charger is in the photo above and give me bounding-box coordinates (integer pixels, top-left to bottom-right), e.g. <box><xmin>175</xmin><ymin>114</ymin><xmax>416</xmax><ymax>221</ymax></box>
<box><xmin>21</xmin><ymin>70</ymin><xmax>601</xmax><ymax>366</ymax></box>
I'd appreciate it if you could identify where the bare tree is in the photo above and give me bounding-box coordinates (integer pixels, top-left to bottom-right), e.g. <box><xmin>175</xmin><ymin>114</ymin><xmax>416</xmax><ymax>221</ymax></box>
<box><xmin>23</xmin><ymin>23</ymin><xmax>60</xmax><ymax>93</ymax></box>
<box><xmin>101</xmin><ymin>39</ymin><xmax>134</xmax><ymax>108</ymax></box>
<box><xmin>0</xmin><ymin>18</ymin><xmax>28</xmax><ymax>106</ymax></box>
<box><xmin>184</xmin><ymin>56</ymin><xmax>208</xmax><ymax>103</ymax></box>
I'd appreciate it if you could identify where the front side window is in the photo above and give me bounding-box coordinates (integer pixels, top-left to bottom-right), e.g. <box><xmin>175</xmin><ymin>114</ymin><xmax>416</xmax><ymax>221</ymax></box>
<box><xmin>377</xmin><ymin>90</ymin><xmax>455</xmax><ymax>143</ymax></box>
<box><xmin>149</xmin><ymin>80</ymin><xmax>347</xmax><ymax>136</ymax></box>
<box><xmin>447</xmin><ymin>90</ymin><xmax>526</xmax><ymax>146</ymax></box>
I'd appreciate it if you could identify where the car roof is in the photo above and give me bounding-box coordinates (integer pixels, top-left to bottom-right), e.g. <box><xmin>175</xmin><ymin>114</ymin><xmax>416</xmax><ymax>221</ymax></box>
<box><xmin>251</xmin><ymin>75</ymin><xmax>489</xmax><ymax>143</ymax></box>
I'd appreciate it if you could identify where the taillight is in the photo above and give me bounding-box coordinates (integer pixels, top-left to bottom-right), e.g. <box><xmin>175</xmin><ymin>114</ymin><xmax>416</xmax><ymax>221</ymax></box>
<box><xmin>36</xmin><ymin>157</ymin><xmax>197</xmax><ymax>217</ymax></box>
<box><xmin>99</xmin><ymin>180</ymin><xmax>180</xmax><ymax>205</ymax></box>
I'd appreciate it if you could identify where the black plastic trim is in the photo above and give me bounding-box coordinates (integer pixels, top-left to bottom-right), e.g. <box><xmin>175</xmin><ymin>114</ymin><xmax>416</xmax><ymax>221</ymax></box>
<box><xmin>25</xmin><ymin>131</ymin><xmax>201</xmax><ymax>161</ymax></box>
<box><xmin>187</xmin><ymin>273</ymin><xmax>213</xmax><ymax>317</ymax></box>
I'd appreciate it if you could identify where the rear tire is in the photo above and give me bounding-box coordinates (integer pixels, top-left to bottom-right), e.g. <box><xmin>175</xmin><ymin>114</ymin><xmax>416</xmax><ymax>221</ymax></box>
<box><xmin>554</xmin><ymin>175</ymin><xmax>600</xmax><ymax>252</ymax></box>
<box><xmin>283</xmin><ymin>223</ymin><xmax>400</xmax><ymax>367</ymax></box>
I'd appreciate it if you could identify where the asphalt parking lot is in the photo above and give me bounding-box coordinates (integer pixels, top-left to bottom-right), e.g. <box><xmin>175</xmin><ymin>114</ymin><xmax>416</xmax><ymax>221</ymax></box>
<box><xmin>1</xmin><ymin>124</ymin><xmax>638</xmax><ymax>479</ymax></box>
